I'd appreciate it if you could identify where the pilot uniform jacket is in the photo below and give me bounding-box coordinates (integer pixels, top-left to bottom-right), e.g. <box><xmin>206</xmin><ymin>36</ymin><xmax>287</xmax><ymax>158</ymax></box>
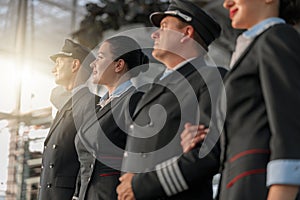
<box><xmin>122</xmin><ymin>57</ymin><xmax>227</xmax><ymax>200</ymax></box>
<box><xmin>39</xmin><ymin>87</ymin><xmax>98</xmax><ymax>200</ymax></box>
<box><xmin>218</xmin><ymin>24</ymin><xmax>300</xmax><ymax>200</ymax></box>
<box><xmin>73</xmin><ymin>87</ymin><xmax>143</xmax><ymax>200</ymax></box>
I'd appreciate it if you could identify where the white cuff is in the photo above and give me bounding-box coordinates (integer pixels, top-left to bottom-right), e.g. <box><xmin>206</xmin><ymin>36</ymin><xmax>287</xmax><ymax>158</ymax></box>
<box><xmin>267</xmin><ymin>159</ymin><xmax>300</xmax><ymax>186</ymax></box>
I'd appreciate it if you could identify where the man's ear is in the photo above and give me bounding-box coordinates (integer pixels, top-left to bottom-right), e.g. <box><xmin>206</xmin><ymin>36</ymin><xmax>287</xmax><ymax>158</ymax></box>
<box><xmin>180</xmin><ymin>25</ymin><xmax>194</xmax><ymax>43</ymax></box>
<box><xmin>72</xmin><ymin>59</ymin><xmax>81</xmax><ymax>73</ymax></box>
<box><xmin>114</xmin><ymin>59</ymin><xmax>126</xmax><ymax>73</ymax></box>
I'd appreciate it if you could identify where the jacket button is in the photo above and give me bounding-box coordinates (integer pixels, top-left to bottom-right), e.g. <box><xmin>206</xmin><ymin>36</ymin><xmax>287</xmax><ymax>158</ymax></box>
<box><xmin>52</xmin><ymin>144</ymin><xmax>57</xmax><ymax>149</ymax></box>
<box><xmin>141</xmin><ymin>153</ymin><xmax>147</xmax><ymax>158</ymax></box>
<box><xmin>41</xmin><ymin>165</ymin><xmax>44</xmax><ymax>169</ymax></box>
<box><xmin>44</xmin><ymin>146</ymin><xmax>47</xmax><ymax>149</ymax></box>
<box><xmin>90</xmin><ymin>164</ymin><xmax>93</xmax><ymax>168</ymax></box>
<box><xmin>47</xmin><ymin>183</ymin><xmax>52</xmax><ymax>188</ymax></box>
<box><xmin>49</xmin><ymin>163</ymin><xmax>54</xmax><ymax>168</ymax></box>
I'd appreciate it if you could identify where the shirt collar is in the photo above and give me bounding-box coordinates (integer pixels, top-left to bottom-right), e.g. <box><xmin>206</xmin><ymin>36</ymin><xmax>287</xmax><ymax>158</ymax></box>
<box><xmin>100</xmin><ymin>80</ymin><xmax>133</xmax><ymax>102</ymax></box>
<box><xmin>243</xmin><ymin>17</ymin><xmax>285</xmax><ymax>39</ymax></box>
<box><xmin>160</xmin><ymin>57</ymin><xmax>197</xmax><ymax>80</ymax></box>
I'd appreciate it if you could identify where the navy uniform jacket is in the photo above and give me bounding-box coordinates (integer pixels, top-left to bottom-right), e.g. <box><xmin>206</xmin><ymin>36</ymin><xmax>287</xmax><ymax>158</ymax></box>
<box><xmin>73</xmin><ymin>87</ymin><xmax>143</xmax><ymax>200</ymax></box>
<box><xmin>122</xmin><ymin>57</ymin><xmax>227</xmax><ymax>200</ymax></box>
<box><xmin>218</xmin><ymin>24</ymin><xmax>300</xmax><ymax>200</ymax></box>
<box><xmin>38</xmin><ymin>87</ymin><xmax>97</xmax><ymax>200</ymax></box>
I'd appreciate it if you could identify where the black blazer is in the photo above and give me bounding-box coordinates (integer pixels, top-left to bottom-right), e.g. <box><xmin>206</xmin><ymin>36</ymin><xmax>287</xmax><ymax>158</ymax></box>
<box><xmin>218</xmin><ymin>24</ymin><xmax>300</xmax><ymax>200</ymax></box>
<box><xmin>122</xmin><ymin>57</ymin><xmax>227</xmax><ymax>200</ymax></box>
<box><xmin>39</xmin><ymin>87</ymin><xmax>97</xmax><ymax>200</ymax></box>
<box><xmin>74</xmin><ymin>87</ymin><xmax>143</xmax><ymax>200</ymax></box>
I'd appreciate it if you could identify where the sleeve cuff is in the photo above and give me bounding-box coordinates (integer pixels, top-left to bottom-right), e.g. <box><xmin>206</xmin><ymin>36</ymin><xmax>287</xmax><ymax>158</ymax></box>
<box><xmin>155</xmin><ymin>156</ymin><xmax>188</xmax><ymax>196</ymax></box>
<box><xmin>267</xmin><ymin>159</ymin><xmax>300</xmax><ymax>186</ymax></box>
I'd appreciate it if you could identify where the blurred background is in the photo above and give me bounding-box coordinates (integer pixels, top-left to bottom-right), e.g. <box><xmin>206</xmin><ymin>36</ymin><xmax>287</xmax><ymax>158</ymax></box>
<box><xmin>0</xmin><ymin>0</ymin><xmax>252</xmax><ymax>199</ymax></box>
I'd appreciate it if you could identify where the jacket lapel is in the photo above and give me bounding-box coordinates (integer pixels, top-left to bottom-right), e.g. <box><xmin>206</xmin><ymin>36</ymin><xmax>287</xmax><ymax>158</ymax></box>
<box><xmin>223</xmin><ymin>35</ymin><xmax>259</xmax><ymax>81</ymax></box>
<box><xmin>44</xmin><ymin>98</ymin><xmax>72</xmax><ymax>145</ymax></box>
<box><xmin>133</xmin><ymin>58</ymin><xmax>204</xmax><ymax>118</ymax></box>
<box><xmin>98</xmin><ymin>87</ymin><xmax>134</xmax><ymax>119</ymax></box>
<box><xmin>167</xmin><ymin>58</ymin><xmax>203</xmax><ymax>85</ymax></box>
<box><xmin>132</xmin><ymin>83</ymin><xmax>166</xmax><ymax>118</ymax></box>
<box><xmin>82</xmin><ymin>87</ymin><xmax>135</xmax><ymax>132</ymax></box>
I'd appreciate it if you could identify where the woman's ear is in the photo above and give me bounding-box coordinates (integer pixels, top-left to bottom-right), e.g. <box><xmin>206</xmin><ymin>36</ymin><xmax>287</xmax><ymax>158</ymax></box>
<box><xmin>72</xmin><ymin>59</ymin><xmax>81</xmax><ymax>73</ymax></box>
<box><xmin>114</xmin><ymin>59</ymin><xmax>126</xmax><ymax>73</ymax></box>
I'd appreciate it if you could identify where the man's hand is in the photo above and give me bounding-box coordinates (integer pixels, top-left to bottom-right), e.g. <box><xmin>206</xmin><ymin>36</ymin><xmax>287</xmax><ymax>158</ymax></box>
<box><xmin>181</xmin><ymin>123</ymin><xmax>208</xmax><ymax>153</ymax></box>
<box><xmin>117</xmin><ymin>173</ymin><xmax>136</xmax><ymax>200</ymax></box>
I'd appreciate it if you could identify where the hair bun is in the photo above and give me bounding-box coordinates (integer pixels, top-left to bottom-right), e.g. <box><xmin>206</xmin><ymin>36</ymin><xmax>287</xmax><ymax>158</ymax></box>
<box><xmin>139</xmin><ymin>51</ymin><xmax>149</xmax><ymax>73</ymax></box>
<box><xmin>280</xmin><ymin>0</ymin><xmax>300</xmax><ymax>25</ymax></box>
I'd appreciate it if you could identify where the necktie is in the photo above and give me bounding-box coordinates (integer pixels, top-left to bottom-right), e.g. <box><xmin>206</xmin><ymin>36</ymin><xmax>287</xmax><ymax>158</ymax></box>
<box><xmin>98</xmin><ymin>96</ymin><xmax>114</xmax><ymax>109</ymax></box>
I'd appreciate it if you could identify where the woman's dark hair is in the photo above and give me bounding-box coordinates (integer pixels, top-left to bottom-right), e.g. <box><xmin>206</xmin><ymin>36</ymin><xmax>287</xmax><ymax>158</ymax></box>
<box><xmin>279</xmin><ymin>0</ymin><xmax>300</xmax><ymax>25</ymax></box>
<box><xmin>105</xmin><ymin>35</ymin><xmax>149</xmax><ymax>77</ymax></box>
